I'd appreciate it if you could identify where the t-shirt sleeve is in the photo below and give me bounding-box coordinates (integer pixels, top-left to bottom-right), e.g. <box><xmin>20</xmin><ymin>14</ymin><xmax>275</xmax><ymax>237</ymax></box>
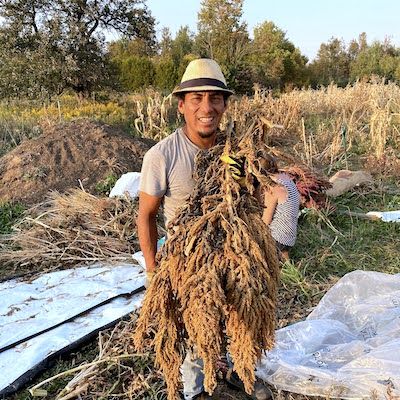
<box><xmin>139</xmin><ymin>148</ymin><xmax>167</xmax><ymax>197</ymax></box>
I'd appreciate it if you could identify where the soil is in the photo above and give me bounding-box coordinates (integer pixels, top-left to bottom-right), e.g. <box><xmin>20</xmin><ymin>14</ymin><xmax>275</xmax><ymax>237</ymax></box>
<box><xmin>0</xmin><ymin>120</ymin><xmax>156</xmax><ymax>205</ymax></box>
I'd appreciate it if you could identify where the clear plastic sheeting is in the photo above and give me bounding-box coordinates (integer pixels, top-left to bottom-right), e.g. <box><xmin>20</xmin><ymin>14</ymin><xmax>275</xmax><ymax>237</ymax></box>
<box><xmin>0</xmin><ymin>263</ymin><xmax>145</xmax><ymax>395</ymax></box>
<box><xmin>257</xmin><ymin>270</ymin><xmax>400</xmax><ymax>399</ymax></box>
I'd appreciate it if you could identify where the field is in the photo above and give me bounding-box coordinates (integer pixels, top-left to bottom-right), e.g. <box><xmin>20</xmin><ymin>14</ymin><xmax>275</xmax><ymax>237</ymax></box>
<box><xmin>1</xmin><ymin>81</ymin><xmax>400</xmax><ymax>399</ymax></box>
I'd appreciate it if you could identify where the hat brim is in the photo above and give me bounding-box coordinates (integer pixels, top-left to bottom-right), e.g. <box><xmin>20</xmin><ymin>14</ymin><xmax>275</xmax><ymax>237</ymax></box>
<box><xmin>172</xmin><ymin>85</ymin><xmax>234</xmax><ymax>96</ymax></box>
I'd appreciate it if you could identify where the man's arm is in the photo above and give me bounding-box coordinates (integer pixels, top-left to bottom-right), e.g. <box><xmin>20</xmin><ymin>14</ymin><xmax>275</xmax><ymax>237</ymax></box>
<box><xmin>137</xmin><ymin>191</ymin><xmax>162</xmax><ymax>272</ymax></box>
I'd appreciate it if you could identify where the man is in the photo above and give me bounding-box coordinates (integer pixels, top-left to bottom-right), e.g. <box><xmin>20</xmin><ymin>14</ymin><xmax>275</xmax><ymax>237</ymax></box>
<box><xmin>137</xmin><ymin>59</ymin><xmax>271</xmax><ymax>400</ymax></box>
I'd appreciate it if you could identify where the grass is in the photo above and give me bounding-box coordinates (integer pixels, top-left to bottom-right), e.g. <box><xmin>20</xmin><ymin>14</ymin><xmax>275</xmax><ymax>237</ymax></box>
<box><xmin>293</xmin><ymin>185</ymin><xmax>400</xmax><ymax>279</ymax></box>
<box><xmin>0</xmin><ymin>202</ymin><xmax>25</xmax><ymax>234</ymax></box>
<box><xmin>94</xmin><ymin>173</ymin><xmax>119</xmax><ymax>196</ymax></box>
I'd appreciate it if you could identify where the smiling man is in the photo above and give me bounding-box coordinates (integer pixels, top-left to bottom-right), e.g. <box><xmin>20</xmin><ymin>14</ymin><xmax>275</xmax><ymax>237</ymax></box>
<box><xmin>137</xmin><ymin>59</ymin><xmax>272</xmax><ymax>400</ymax></box>
<box><xmin>137</xmin><ymin>58</ymin><xmax>232</xmax><ymax>279</ymax></box>
<box><xmin>137</xmin><ymin>59</ymin><xmax>232</xmax><ymax>399</ymax></box>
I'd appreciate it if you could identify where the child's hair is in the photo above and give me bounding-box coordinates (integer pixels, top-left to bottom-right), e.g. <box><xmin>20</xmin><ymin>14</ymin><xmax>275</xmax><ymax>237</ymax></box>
<box><xmin>257</xmin><ymin>151</ymin><xmax>279</xmax><ymax>174</ymax></box>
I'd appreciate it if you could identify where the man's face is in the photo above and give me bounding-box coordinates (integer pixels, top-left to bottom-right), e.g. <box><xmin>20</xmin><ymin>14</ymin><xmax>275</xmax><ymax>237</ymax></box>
<box><xmin>178</xmin><ymin>91</ymin><xmax>227</xmax><ymax>139</ymax></box>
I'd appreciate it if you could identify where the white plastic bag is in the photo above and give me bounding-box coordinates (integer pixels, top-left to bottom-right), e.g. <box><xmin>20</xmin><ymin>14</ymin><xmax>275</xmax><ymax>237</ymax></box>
<box><xmin>109</xmin><ymin>172</ymin><xmax>141</xmax><ymax>198</ymax></box>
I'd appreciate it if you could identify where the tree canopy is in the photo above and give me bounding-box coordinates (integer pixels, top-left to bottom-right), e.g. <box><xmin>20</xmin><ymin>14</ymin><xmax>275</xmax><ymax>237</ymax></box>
<box><xmin>196</xmin><ymin>0</ymin><xmax>251</xmax><ymax>92</ymax></box>
<box><xmin>0</xmin><ymin>0</ymin><xmax>156</xmax><ymax>97</ymax></box>
<box><xmin>1</xmin><ymin>0</ymin><xmax>399</xmax><ymax>99</ymax></box>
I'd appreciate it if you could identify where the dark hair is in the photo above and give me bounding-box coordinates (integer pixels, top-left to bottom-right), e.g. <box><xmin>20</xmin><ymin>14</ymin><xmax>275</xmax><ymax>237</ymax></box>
<box><xmin>258</xmin><ymin>153</ymin><xmax>278</xmax><ymax>174</ymax></box>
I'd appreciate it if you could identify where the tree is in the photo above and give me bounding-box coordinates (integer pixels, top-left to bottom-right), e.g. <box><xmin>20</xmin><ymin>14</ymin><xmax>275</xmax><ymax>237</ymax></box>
<box><xmin>171</xmin><ymin>26</ymin><xmax>194</xmax><ymax>64</ymax></box>
<box><xmin>248</xmin><ymin>21</ymin><xmax>308</xmax><ymax>89</ymax></box>
<box><xmin>347</xmin><ymin>33</ymin><xmax>368</xmax><ymax>62</ymax></box>
<box><xmin>350</xmin><ymin>38</ymin><xmax>400</xmax><ymax>83</ymax></box>
<box><xmin>196</xmin><ymin>0</ymin><xmax>251</xmax><ymax>92</ymax></box>
<box><xmin>308</xmin><ymin>37</ymin><xmax>351</xmax><ymax>87</ymax></box>
<box><xmin>0</xmin><ymin>0</ymin><xmax>156</xmax><ymax>98</ymax></box>
<box><xmin>154</xmin><ymin>57</ymin><xmax>177</xmax><ymax>91</ymax></box>
<box><xmin>119</xmin><ymin>56</ymin><xmax>155</xmax><ymax>91</ymax></box>
<box><xmin>154</xmin><ymin>26</ymin><xmax>195</xmax><ymax>92</ymax></box>
<box><xmin>159</xmin><ymin>27</ymin><xmax>173</xmax><ymax>57</ymax></box>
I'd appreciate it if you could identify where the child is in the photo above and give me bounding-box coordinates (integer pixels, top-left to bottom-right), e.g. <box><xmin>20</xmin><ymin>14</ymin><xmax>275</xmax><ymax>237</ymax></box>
<box><xmin>257</xmin><ymin>154</ymin><xmax>300</xmax><ymax>261</ymax></box>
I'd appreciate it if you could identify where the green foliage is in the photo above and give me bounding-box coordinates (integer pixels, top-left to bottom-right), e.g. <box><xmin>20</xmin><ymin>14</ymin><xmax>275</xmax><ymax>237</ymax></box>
<box><xmin>154</xmin><ymin>56</ymin><xmax>178</xmax><ymax>91</ymax></box>
<box><xmin>308</xmin><ymin>37</ymin><xmax>351</xmax><ymax>87</ymax></box>
<box><xmin>0</xmin><ymin>0</ymin><xmax>156</xmax><ymax>98</ymax></box>
<box><xmin>108</xmin><ymin>37</ymin><xmax>157</xmax><ymax>59</ymax></box>
<box><xmin>249</xmin><ymin>21</ymin><xmax>308</xmax><ymax>89</ymax></box>
<box><xmin>196</xmin><ymin>0</ymin><xmax>251</xmax><ymax>93</ymax></box>
<box><xmin>94</xmin><ymin>174</ymin><xmax>119</xmax><ymax>196</ymax></box>
<box><xmin>309</xmin><ymin>34</ymin><xmax>400</xmax><ymax>87</ymax></box>
<box><xmin>170</xmin><ymin>26</ymin><xmax>195</xmax><ymax>65</ymax></box>
<box><xmin>116</xmin><ymin>56</ymin><xmax>156</xmax><ymax>91</ymax></box>
<box><xmin>350</xmin><ymin>40</ymin><xmax>400</xmax><ymax>83</ymax></box>
<box><xmin>159</xmin><ymin>27</ymin><xmax>174</xmax><ymax>57</ymax></box>
<box><xmin>0</xmin><ymin>202</ymin><xmax>25</xmax><ymax>234</ymax></box>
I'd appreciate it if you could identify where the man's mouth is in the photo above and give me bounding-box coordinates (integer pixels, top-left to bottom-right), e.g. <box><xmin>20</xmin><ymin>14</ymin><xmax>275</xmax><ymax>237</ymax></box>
<box><xmin>198</xmin><ymin>117</ymin><xmax>214</xmax><ymax>123</ymax></box>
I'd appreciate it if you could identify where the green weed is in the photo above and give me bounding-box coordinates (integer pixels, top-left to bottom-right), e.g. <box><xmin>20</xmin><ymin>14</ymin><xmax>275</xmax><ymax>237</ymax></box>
<box><xmin>0</xmin><ymin>202</ymin><xmax>25</xmax><ymax>234</ymax></box>
<box><xmin>94</xmin><ymin>174</ymin><xmax>118</xmax><ymax>196</ymax></box>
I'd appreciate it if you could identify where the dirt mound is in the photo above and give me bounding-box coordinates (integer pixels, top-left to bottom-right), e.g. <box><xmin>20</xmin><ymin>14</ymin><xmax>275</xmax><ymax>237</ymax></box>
<box><xmin>0</xmin><ymin>120</ymin><xmax>156</xmax><ymax>205</ymax></box>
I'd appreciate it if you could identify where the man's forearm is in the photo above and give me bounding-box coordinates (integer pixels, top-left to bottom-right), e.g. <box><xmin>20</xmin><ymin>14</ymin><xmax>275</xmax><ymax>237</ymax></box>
<box><xmin>138</xmin><ymin>216</ymin><xmax>158</xmax><ymax>272</ymax></box>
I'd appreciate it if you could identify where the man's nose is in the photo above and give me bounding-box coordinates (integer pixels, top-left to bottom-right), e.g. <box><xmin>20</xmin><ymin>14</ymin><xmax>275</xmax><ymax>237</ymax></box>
<box><xmin>199</xmin><ymin>97</ymin><xmax>213</xmax><ymax>112</ymax></box>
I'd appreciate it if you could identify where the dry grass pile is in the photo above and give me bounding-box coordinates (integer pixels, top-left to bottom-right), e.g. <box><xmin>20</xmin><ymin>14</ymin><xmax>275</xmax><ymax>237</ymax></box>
<box><xmin>0</xmin><ymin>189</ymin><xmax>149</xmax><ymax>279</ymax></box>
<box><xmin>133</xmin><ymin>116</ymin><xmax>281</xmax><ymax>399</ymax></box>
<box><xmin>29</xmin><ymin>315</ymin><xmax>166</xmax><ymax>400</ymax></box>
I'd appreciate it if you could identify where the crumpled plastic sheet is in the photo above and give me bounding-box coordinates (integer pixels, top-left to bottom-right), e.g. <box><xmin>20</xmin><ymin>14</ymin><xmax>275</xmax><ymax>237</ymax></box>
<box><xmin>257</xmin><ymin>270</ymin><xmax>400</xmax><ymax>399</ymax></box>
<box><xmin>0</xmin><ymin>262</ymin><xmax>145</xmax><ymax>395</ymax></box>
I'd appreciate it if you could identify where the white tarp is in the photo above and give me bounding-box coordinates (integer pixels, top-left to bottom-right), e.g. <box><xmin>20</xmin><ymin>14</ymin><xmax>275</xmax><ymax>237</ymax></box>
<box><xmin>0</xmin><ymin>263</ymin><xmax>145</xmax><ymax>395</ymax></box>
<box><xmin>257</xmin><ymin>270</ymin><xmax>400</xmax><ymax>399</ymax></box>
<box><xmin>366</xmin><ymin>210</ymin><xmax>400</xmax><ymax>223</ymax></box>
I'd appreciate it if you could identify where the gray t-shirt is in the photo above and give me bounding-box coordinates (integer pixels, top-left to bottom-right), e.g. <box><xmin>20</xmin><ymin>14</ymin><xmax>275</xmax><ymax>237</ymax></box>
<box><xmin>139</xmin><ymin>128</ymin><xmax>201</xmax><ymax>226</ymax></box>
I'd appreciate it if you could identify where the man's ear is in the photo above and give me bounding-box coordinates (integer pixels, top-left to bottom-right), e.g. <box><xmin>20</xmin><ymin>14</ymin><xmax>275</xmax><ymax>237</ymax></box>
<box><xmin>177</xmin><ymin>98</ymin><xmax>185</xmax><ymax>114</ymax></box>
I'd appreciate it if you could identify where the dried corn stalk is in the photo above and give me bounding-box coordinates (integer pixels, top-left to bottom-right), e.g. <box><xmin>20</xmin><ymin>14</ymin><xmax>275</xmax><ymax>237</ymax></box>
<box><xmin>133</xmin><ymin>117</ymin><xmax>280</xmax><ymax>399</ymax></box>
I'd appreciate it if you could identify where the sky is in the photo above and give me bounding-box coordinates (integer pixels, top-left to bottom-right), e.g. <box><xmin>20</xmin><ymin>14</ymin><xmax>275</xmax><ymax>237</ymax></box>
<box><xmin>145</xmin><ymin>0</ymin><xmax>400</xmax><ymax>61</ymax></box>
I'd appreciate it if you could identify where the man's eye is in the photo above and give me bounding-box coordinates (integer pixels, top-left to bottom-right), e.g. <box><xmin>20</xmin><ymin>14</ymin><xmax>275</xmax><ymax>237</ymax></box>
<box><xmin>211</xmin><ymin>96</ymin><xmax>223</xmax><ymax>104</ymax></box>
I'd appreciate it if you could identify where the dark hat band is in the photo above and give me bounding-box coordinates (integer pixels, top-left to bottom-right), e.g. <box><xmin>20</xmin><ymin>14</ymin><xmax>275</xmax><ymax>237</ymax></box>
<box><xmin>178</xmin><ymin>77</ymin><xmax>228</xmax><ymax>90</ymax></box>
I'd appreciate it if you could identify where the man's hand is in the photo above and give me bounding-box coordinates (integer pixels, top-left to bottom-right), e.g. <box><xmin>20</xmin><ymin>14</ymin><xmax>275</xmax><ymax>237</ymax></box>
<box><xmin>220</xmin><ymin>154</ymin><xmax>246</xmax><ymax>185</ymax></box>
<box><xmin>145</xmin><ymin>271</ymin><xmax>155</xmax><ymax>288</ymax></box>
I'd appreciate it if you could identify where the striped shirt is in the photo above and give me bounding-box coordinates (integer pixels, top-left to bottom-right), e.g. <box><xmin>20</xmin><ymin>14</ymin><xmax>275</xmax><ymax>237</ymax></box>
<box><xmin>269</xmin><ymin>174</ymin><xmax>300</xmax><ymax>247</ymax></box>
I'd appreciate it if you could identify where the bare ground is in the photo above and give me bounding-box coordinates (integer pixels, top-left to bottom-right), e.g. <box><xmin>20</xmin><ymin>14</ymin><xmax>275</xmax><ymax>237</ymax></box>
<box><xmin>0</xmin><ymin>119</ymin><xmax>156</xmax><ymax>205</ymax></box>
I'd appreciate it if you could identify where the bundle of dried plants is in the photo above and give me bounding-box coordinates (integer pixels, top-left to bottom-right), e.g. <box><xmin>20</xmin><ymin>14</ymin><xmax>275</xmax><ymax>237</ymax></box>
<box><xmin>133</xmin><ymin>117</ymin><xmax>281</xmax><ymax>399</ymax></box>
<box><xmin>282</xmin><ymin>165</ymin><xmax>332</xmax><ymax>210</ymax></box>
<box><xmin>0</xmin><ymin>189</ymin><xmax>158</xmax><ymax>279</ymax></box>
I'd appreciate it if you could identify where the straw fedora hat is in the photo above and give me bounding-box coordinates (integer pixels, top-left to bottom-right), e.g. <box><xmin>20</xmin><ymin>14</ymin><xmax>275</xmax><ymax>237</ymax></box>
<box><xmin>172</xmin><ymin>58</ymin><xmax>234</xmax><ymax>96</ymax></box>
